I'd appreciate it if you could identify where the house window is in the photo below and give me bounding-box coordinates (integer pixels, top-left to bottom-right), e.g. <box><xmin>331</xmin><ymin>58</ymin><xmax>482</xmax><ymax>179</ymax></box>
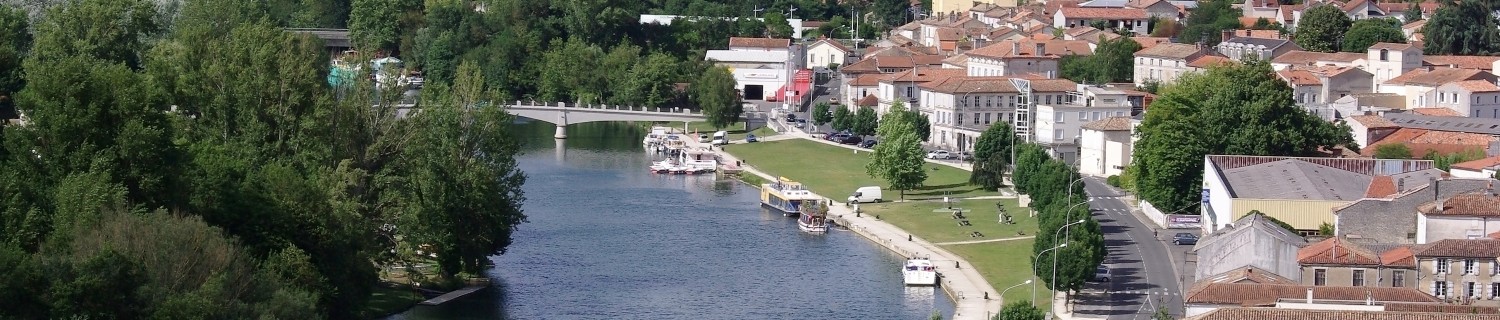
<box><xmin>1468</xmin><ymin>282</ymin><xmax>1479</xmax><ymax>298</ymax></box>
<box><xmin>1435</xmin><ymin>281</ymin><xmax>1449</xmax><ymax>297</ymax></box>
<box><xmin>1054</xmin><ymin>111</ymin><xmax>1062</xmax><ymax>122</ymax></box>
<box><xmin>985</xmin><ymin>113</ymin><xmax>992</xmax><ymax>124</ymax></box>
<box><xmin>1492</xmin><ymin>283</ymin><xmax>1500</xmax><ymax>298</ymax></box>
<box><xmin>973</xmin><ymin>113</ymin><xmax>980</xmax><ymax>125</ymax></box>
<box><xmin>1466</xmin><ymin>259</ymin><xmax>1477</xmax><ymax>274</ymax></box>
<box><xmin>1053</xmin><ymin>129</ymin><xmax>1063</xmax><ymax>141</ymax></box>
<box><xmin>1438</xmin><ymin>258</ymin><xmax>1450</xmax><ymax>273</ymax></box>
<box><xmin>957</xmin><ymin>113</ymin><xmax>965</xmax><ymax>124</ymax></box>
<box><xmin>1379</xmin><ymin>49</ymin><xmax>1389</xmax><ymax>61</ymax></box>
<box><xmin>1092</xmin><ymin>111</ymin><xmax>1101</xmax><ymax>120</ymax></box>
<box><xmin>1493</xmin><ymin>261</ymin><xmax>1499</xmax><ymax>275</ymax></box>
<box><xmin>1352</xmin><ymin>270</ymin><xmax>1365</xmax><ymax>286</ymax></box>
<box><xmin>1078</xmin><ymin>112</ymin><xmax>1086</xmax><ymax>121</ymax></box>
<box><xmin>906</xmin><ymin>86</ymin><xmax>913</xmax><ymax>97</ymax></box>
<box><xmin>1314</xmin><ymin>269</ymin><xmax>1327</xmax><ymax>286</ymax></box>
<box><xmin>1392</xmin><ymin>271</ymin><xmax>1406</xmax><ymax>287</ymax></box>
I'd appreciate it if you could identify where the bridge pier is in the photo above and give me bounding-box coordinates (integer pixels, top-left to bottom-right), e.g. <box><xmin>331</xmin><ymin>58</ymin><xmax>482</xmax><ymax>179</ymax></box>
<box><xmin>554</xmin><ymin>125</ymin><xmax>568</xmax><ymax>139</ymax></box>
<box><xmin>554</xmin><ymin>102</ymin><xmax>569</xmax><ymax>139</ymax></box>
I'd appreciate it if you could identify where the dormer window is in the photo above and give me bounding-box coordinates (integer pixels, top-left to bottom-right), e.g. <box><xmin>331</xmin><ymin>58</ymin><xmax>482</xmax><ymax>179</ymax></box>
<box><xmin>1380</xmin><ymin>49</ymin><xmax>1390</xmax><ymax>61</ymax></box>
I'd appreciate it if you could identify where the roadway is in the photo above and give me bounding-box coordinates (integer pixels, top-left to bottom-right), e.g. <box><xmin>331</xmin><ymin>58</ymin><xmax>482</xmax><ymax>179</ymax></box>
<box><xmin>1069</xmin><ymin>177</ymin><xmax>1196</xmax><ymax>319</ymax></box>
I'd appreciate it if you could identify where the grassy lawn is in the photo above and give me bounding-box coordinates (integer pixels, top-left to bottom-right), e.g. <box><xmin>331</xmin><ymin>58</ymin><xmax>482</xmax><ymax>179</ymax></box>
<box><xmin>860</xmin><ymin>199</ymin><xmax>1036</xmax><ymax>244</ymax></box>
<box><xmin>723</xmin><ymin>139</ymin><xmax>996</xmax><ymax>200</ymax></box>
<box><xmin>946</xmin><ymin>240</ymin><xmax>1053</xmax><ymax>309</ymax></box>
<box><xmin>358</xmin><ymin>283</ymin><xmax>424</xmax><ymax>318</ymax></box>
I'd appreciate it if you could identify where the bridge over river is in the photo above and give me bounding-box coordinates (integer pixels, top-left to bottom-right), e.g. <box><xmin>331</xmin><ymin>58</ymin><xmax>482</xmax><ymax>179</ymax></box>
<box><xmin>397</xmin><ymin>101</ymin><xmax>709</xmax><ymax>139</ymax></box>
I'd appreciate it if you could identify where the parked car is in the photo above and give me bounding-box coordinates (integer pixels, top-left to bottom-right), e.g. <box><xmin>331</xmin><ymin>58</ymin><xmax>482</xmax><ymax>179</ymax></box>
<box><xmin>830</xmin><ymin>97</ymin><xmax>840</xmax><ymax>104</ymax></box>
<box><xmin>746</xmin><ymin>134</ymin><xmax>759</xmax><ymax>143</ymax></box>
<box><xmin>1092</xmin><ymin>265</ymin><xmax>1112</xmax><ymax>282</ymax></box>
<box><xmin>926</xmin><ymin>150</ymin><xmax>954</xmax><ymax>160</ymax></box>
<box><xmin>794</xmin><ymin>119</ymin><xmax>806</xmax><ymax>128</ymax></box>
<box><xmin>858</xmin><ymin>139</ymin><xmax>877</xmax><ymax>148</ymax></box>
<box><xmin>1172</xmin><ymin>233</ymin><xmax>1198</xmax><ymax>245</ymax></box>
<box><xmin>958</xmin><ymin>152</ymin><xmax>974</xmax><ymax>161</ymax></box>
<box><xmin>698</xmin><ymin>134</ymin><xmax>710</xmax><ymax>143</ymax></box>
<box><xmin>828</xmin><ymin>133</ymin><xmax>850</xmax><ymax>142</ymax></box>
<box><xmin>784</xmin><ymin>113</ymin><xmax>797</xmax><ymax>122</ymax></box>
<box><xmin>839</xmin><ymin>135</ymin><xmax>863</xmax><ymax>145</ymax></box>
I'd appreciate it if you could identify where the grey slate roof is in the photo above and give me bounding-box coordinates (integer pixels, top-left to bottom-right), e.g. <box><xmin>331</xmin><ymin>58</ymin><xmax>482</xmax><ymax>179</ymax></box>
<box><xmin>1222</xmin><ymin>37</ymin><xmax>1293</xmax><ymax>50</ymax></box>
<box><xmin>1221</xmin><ymin>159</ymin><xmax>1374</xmax><ymax>201</ymax></box>
<box><xmin>1194</xmin><ymin>213</ymin><xmax>1308</xmax><ymax>252</ymax></box>
<box><xmin>1385</xmin><ymin>113</ymin><xmax>1500</xmax><ymax>135</ymax></box>
<box><xmin>1335</xmin><ymin>178</ymin><xmax>1498</xmax><ymax>244</ymax></box>
<box><xmin>286</xmin><ymin>28</ymin><xmax>351</xmax><ymax>49</ymax></box>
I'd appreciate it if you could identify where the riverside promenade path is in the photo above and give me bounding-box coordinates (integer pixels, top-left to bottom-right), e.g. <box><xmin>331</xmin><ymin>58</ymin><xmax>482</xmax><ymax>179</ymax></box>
<box><xmin>690</xmin><ymin>137</ymin><xmax>1003</xmax><ymax>320</ymax></box>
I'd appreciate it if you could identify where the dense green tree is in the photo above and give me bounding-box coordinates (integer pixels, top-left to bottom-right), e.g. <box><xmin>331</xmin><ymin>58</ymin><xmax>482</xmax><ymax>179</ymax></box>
<box><xmin>1132</xmin><ymin>61</ymin><xmax>1355</xmax><ymax>215</ymax></box>
<box><xmin>764</xmin><ymin>11</ymin><xmax>795</xmax><ymax>38</ymax></box>
<box><xmin>538</xmin><ymin>37</ymin><xmax>607</xmax><ymax>103</ymax></box>
<box><xmin>1404</xmin><ymin>3</ymin><xmax>1423</xmax><ymax>22</ymax></box>
<box><xmin>1342</xmin><ymin>18</ymin><xmax>1405</xmax><ymax>53</ymax></box>
<box><xmin>619</xmin><ymin>52</ymin><xmax>687</xmax><ymax>108</ymax></box>
<box><xmin>813</xmin><ymin>102</ymin><xmax>833</xmax><ymax>128</ymax></box>
<box><xmin>1425</xmin><ymin>148</ymin><xmax>1487</xmax><ymax>171</ymax></box>
<box><xmin>1372</xmin><ymin>143</ymin><xmax>1413</xmax><ymax>159</ymax></box>
<box><xmin>601</xmin><ymin>41</ymin><xmax>644</xmax><ymax>105</ymax></box>
<box><xmin>873</xmin><ymin>0</ymin><xmax>911</xmax><ymax>27</ymax></box>
<box><xmin>912</xmin><ymin>112</ymin><xmax>931</xmax><ymax>141</ymax></box>
<box><xmin>28</xmin><ymin>0</ymin><xmax>159</xmax><ymax>69</ymax></box>
<box><xmin>970</xmin><ymin>122</ymin><xmax>1015</xmax><ymax>190</ymax></box>
<box><xmin>996</xmin><ymin>301</ymin><xmax>1046</xmax><ymax>320</ymax></box>
<box><xmin>694</xmin><ymin>66</ymin><xmax>743</xmax><ymax>129</ymax></box>
<box><xmin>1062</xmin><ymin>37</ymin><xmax>1142</xmax><ymax>84</ymax></box>
<box><xmin>396</xmin><ymin>61</ymin><xmax>527</xmax><ymax>277</ymax></box>
<box><xmin>1251</xmin><ymin>17</ymin><xmax>1278</xmax><ymax>30</ymax></box>
<box><xmin>1179</xmin><ymin>0</ymin><xmax>1241</xmax><ymax>46</ymax></box>
<box><xmin>833</xmin><ymin>106</ymin><xmax>853</xmax><ymax>131</ymax></box>
<box><xmin>1422</xmin><ymin>0</ymin><xmax>1500</xmax><ymax>55</ymax></box>
<box><xmin>867</xmin><ymin>109</ymin><xmax>927</xmax><ymax>200</ymax></box>
<box><xmin>1294</xmin><ymin>5</ymin><xmax>1353</xmax><ymax>52</ymax></box>
<box><xmin>852</xmin><ymin>106</ymin><xmax>878</xmax><ymax>136</ymax></box>
<box><xmin>349</xmin><ymin>0</ymin><xmax>404</xmax><ymax>52</ymax></box>
<box><xmin>555</xmin><ymin>0</ymin><xmax>641</xmax><ymax>45</ymax></box>
<box><xmin>0</xmin><ymin>4</ymin><xmax>27</xmax><ymax>107</ymax></box>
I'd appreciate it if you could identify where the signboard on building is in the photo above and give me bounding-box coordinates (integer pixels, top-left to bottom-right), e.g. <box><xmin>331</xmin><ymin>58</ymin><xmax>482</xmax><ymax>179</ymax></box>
<box><xmin>1201</xmin><ymin>188</ymin><xmax>1210</xmax><ymax>204</ymax></box>
<box><xmin>1167</xmin><ymin>214</ymin><xmax>1203</xmax><ymax>229</ymax></box>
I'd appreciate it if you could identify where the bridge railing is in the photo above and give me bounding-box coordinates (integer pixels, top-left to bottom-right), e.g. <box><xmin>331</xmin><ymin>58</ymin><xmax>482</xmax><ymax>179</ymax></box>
<box><xmin>516</xmin><ymin>100</ymin><xmax>705</xmax><ymax>116</ymax></box>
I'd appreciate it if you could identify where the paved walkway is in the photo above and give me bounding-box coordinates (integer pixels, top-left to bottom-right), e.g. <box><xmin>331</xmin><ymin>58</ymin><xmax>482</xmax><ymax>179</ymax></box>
<box><xmin>697</xmin><ymin>137</ymin><xmax>1002</xmax><ymax>320</ymax></box>
<box><xmin>933</xmin><ymin>235</ymin><xmax>1035</xmax><ymax>246</ymax></box>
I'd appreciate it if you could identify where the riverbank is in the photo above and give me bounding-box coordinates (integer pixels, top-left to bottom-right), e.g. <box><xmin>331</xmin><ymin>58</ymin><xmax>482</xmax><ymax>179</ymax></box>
<box><xmin>698</xmin><ymin>139</ymin><xmax>1004</xmax><ymax>320</ymax></box>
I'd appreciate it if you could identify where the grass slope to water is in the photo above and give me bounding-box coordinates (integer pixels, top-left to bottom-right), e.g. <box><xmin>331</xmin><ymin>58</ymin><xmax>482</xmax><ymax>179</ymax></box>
<box><xmin>723</xmin><ymin>139</ymin><xmax>994</xmax><ymax>200</ymax></box>
<box><xmin>860</xmin><ymin>199</ymin><xmax>1050</xmax><ymax>308</ymax></box>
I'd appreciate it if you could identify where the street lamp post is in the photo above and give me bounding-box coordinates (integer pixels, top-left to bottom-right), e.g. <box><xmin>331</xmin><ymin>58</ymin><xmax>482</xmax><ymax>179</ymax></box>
<box><xmin>1032</xmin><ymin>243</ymin><xmax>1068</xmax><ymax>306</ymax></box>
<box><xmin>1002</xmin><ymin>279</ymin><xmax>1033</xmax><ymax>304</ymax></box>
<box><xmin>1048</xmin><ymin>218</ymin><xmax>1088</xmax><ymax>307</ymax></box>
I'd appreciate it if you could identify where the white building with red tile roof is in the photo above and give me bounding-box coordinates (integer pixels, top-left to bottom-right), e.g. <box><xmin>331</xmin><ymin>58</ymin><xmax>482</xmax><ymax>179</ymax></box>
<box><xmin>1053</xmin><ymin>7</ymin><xmax>1150</xmax><ymax>35</ymax></box>
<box><xmin>1432</xmin><ymin>79</ymin><xmax>1500</xmax><ymax>118</ymax></box>
<box><xmin>1133</xmin><ymin>43</ymin><xmax>1208</xmax><ymax>86</ymax></box>
<box><xmin>965</xmin><ymin>39</ymin><xmax>1093</xmax><ymax>78</ymax></box>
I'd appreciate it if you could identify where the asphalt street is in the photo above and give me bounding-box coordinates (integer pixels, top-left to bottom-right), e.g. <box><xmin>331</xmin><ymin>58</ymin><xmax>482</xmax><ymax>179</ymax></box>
<box><xmin>1069</xmin><ymin>177</ymin><xmax>1195</xmax><ymax>319</ymax></box>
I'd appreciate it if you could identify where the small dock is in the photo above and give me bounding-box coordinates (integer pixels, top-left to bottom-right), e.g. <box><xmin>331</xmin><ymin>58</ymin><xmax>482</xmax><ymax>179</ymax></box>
<box><xmin>418</xmin><ymin>286</ymin><xmax>486</xmax><ymax>305</ymax></box>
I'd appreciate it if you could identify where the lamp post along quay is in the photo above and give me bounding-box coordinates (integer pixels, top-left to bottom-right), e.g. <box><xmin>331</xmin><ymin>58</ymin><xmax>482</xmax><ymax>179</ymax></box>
<box><xmin>1002</xmin><ymin>279</ymin><xmax>1033</xmax><ymax>304</ymax></box>
<box><xmin>1049</xmin><ymin>218</ymin><xmax>1087</xmax><ymax>305</ymax></box>
<box><xmin>1032</xmin><ymin>243</ymin><xmax>1067</xmax><ymax>306</ymax></box>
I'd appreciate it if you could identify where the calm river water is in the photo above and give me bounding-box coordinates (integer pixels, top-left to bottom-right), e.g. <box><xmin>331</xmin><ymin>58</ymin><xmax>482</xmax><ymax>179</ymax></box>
<box><xmin>388</xmin><ymin>121</ymin><xmax>955</xmax><ymax>320</ymax></box>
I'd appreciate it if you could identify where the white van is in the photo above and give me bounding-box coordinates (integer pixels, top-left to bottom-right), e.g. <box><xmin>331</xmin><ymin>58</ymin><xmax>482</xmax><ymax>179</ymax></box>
<box><xmin>711</xmin><ymin>131</ymin><xmax>729</xmax><ymax>145</ymax></box>
<box><xmin>847</xmin><ymin>186</ymin><xmax>883</xmax><ymax>203</ymax></box>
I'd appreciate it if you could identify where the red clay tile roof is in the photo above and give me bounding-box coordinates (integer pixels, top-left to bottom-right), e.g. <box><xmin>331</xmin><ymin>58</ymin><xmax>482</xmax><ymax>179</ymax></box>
<box><xmin>1131</xmin><ymin>37</ymin><xmax>1171</xmax><ymax>49</ymax></box>
<box><xmin>1370</xmin><ymin>42</ymin><xmax>1420</xmax><ymax>51</ymax></box>
<box><xmin>1237</xmin><ymin>17</ymin><xmax>1261</xmax><ymax>28</ymax></box>
<box><xmin>1185</xmin><ymin>283</ymin><xmax>1440</xmax><ymax>306</ymax></box>
<box><xmin>1065</xmin><ymin>26</ymin><xmax>1099</xmax><ymax>37</ymax></box>
<box><xmin>1031</xmin><ymin>33</ymin><xmax>1057</xmax><ymax>40</ymax></box>
<box><xmin>1446</xmin><ymin>79</ymin><xmax>1500</xmax><ymax>93</ymax></box>
<box><xmin>728</xmin><ymin>37</ymin><xmax>791</xmax><ymax>49</ymax></box>
<box><xmin>919</xmin><ymin>76</ymin><xmax>1026</xmax><ymax>93</ymax></box>
<box><xmin>1382</xmin><ymin>303</ymin><xmax>1500</xmax><ymax>314</ymax></box>
<box><xmin>1279</xmin><ymin>69</ymin><xmax>1321</xmax><ymax>86</ymax></box>
<box><xmin>849</xmin><ymin>73</ymin><xmax>897</xmax><ymax>86</ymax></box>
<box><xmin>1407</xmin><ymin>107</ymin><xmax>1463</xmax><ymax>116</ymax></box>
<box><xmin>1418</xmin><ymin>191</ymin><xmax>1500</xmax><ymax>217</ymax></box>
<box><xmin>1365</xmin><ymin>175</ymin><xmax>1398</xmax><ymax>198</ymax></box>
<box><xmin>1414</xmin><ymin>238</ymin><xmax>1500</xmax><ymax>257</ymax></box>
<box><xmin>857</xmin><ymin>94</ymin><xmax>879</xmax><ymax>107</ymax></box>
<box><xmin>1298</xmin><ymin>237</ymin><xmax>1382</xmax><ymax>266</ymax></box>
<box><xmin>882</xmin><ymin>68</ymin><xmax>967</xmax><ymax>84</ymax></box>
<box><xmin>810</xmin><ymin>38</ymin><xmax>850</xmax><ymax>53</ymax></box>
<box><xmin>1185</xmin><ymin>307</ymin><xmax>1500</xmax><ymax>320</ymax></box>
<box><xmin>1349</xmin><ymin>114</ymin><xmax>1398</xmax><ymax>128</ymax></box>
<box><xmin>966</xmin><ymin>39</ymin><xmax>1093</xmax><ymax>59</ymax></box>
<box><xmin>1030</xmin><ymin>79</ymin><xmax>1082</xmax><ymax>92</ymax></box>
<box><xmin>1135</xmin><ymin>43</ymin><xmax>1203</xmax><ymax>60</ymax></box>
<box><xmin>1231</xmin><ymin>29</ymin><xmax>1283</xmax><ymax>39</ymax></box>
<box><xmin>1082</xmin><ymin>116</ymin><xmax>1133</xmax><ymax>131</ymax></box>
<box><xmin>1403</xmin><ymin>19</ymin><xmax>1427</xmax><ymax>30</ymax></box>
<box><xmin>1380</xmin><ymin>246</ymin><xmax>1417</xmax><ymax>268</ymax></box>
<box><xmin>1452</xmin><ymin>155</ymin><xmax>1500</xmax><ymax>171</ymax></box>
<box><xmin>1385</xmin><ymin>67</ymin><xmax>1491</xmax><ymax>87</ymax></box>
<box><xmin>1424</xmin><ymin>55</ymin><xmax>1500</xmax><ymax>70</ymax></box>
<box><xmin>1360</xmin><ymin>128</ymin><xmax>1496</xmax><ymax>157</ymax></box>
<box><xmin>1059</xmin><ymin>7</ymin><xmax>1149</xmax><ymax>19</ymax></box>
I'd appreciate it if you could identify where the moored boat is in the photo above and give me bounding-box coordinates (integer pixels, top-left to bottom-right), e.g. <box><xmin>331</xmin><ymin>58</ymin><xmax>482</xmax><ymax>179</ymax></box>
<box><xmin>760</xmin><ymin>177</ymin><xmax>821</xmax><ymax>215</ymax></box>
<box><xmin>797</xmin><ymin>199</ymin><xmax>830</xmax><ymax>233</ymax></box>
<box><xmin>902</xmin><ymin>259</ymin><xmax>938</xmax><ymax>286</ymax></box>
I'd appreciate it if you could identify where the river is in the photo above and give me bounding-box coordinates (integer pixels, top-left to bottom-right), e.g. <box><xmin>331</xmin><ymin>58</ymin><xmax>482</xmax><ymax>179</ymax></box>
<box><xmin>387</xmin><ymin>121</ymin><xmax>956</xmax><ymax>319</ymax></box>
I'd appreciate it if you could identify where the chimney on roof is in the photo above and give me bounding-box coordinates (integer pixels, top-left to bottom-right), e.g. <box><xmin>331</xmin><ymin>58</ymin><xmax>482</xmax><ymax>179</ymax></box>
<box><xmin>1306</xmin><ymin>288</ymin><xmax>1314</xmax><ymax>304</ymax></box>
<box><xmin>1221</xmin><ymin>30</ymin><xmax>1233</xmax><ymax>43</ymax></box>
<box><xmin>1366</xmin><ymin>291</ymin><xmax>1374</xmax><ymax>306</ymax></box>
<box><xmin>1035</xmin><ymin>43</ymin><xmax>1046</xmax><ymax>56</ymax></box>
<box><xmin>1012</xmin><ymin>41</ymin><xmax>1021</xmax><ymax>55</ymax></box>
<box><xmin>1245</xmin><ymin>29</ymin><xmax>1252</xmax><ymax>37</ymax></box>
<box><xmin>1433</xmin><ymin>177</ymin><xmax>1440</xmax><ymax>201</ymax></box>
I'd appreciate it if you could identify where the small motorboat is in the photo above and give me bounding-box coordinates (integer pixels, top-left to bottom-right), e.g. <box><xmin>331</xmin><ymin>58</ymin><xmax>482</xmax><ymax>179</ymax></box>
<box><xmin>903</xmin><ymin>259</ymin><xmax>938</xmax><ymax>286</ymax></box>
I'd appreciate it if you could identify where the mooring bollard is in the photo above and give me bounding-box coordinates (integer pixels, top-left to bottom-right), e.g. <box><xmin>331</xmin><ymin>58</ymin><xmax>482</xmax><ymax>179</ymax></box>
<box><xmin>908</xmin><ymin>235</ymin><xmax>912</xmax><ymax>241</ymax></box>
<box><xmin>955</xmin><ymin>261</ymin><xmax>960</xmax><ymax>268</ymax></box>
<box><xmin>985</xmin><ymin>292</ymin><xmax>990</xmax><ymax>300</ymax></box>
